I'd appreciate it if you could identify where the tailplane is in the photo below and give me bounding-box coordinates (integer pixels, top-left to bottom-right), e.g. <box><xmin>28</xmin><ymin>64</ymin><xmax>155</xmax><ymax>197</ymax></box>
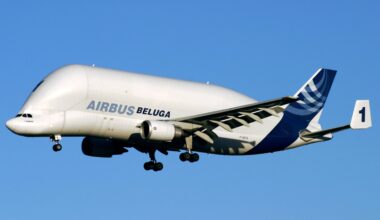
<box><xmin>301</xmin><ymin>100</ymin><xmax>372</xmax><ymax>140</ymax></box>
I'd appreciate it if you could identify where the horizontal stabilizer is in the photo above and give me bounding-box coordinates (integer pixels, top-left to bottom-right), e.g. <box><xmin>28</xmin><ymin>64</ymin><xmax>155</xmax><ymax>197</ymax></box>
<box><xmin>301</xmin><ymin>100</ymin><xmax>372</xmax><ymax>140</ymax></box>
<box><xmin>301</xmin><ymin>125</ymin><xmax>350</xmax><ymax>139</ymax></box>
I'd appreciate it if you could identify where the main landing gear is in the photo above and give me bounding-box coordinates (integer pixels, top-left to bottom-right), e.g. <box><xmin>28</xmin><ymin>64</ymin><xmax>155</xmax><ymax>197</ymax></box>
<box><xmin>51</xmin><ymin>135</ymin><xmax>62</xmax><ymax>152</ymax></box>
<box><xmin>144</xmin><ymin>149</ymin><xmax>164</xmax><ymax>172</ymax></box>
<box><xmin>180</xmin><ymin>135</ymin><xmax>200</xmax><ymax>162</ymax></box>
<box><xmin>179</xmin><ymin>152</ymin><xmax>199</xmax><ymax>162</ymax></box>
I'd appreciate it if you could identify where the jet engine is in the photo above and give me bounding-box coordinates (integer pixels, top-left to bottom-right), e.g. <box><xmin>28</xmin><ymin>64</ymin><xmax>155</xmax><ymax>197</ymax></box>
<box><xmin>81</xmin><ymin>137</ymin><xmax>127</xmax><ymax>158</ymax></box>
<box><xmin>140</xmin><ymin>120</ymin><xmax>184</xmax><ymax>141</ymax></box>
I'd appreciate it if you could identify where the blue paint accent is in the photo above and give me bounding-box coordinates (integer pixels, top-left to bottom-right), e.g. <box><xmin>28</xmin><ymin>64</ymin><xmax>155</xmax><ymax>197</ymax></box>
<box><xmin>247</xmin><ymin>69</ymin><xmax>337</xmax><ymax>154</ymax></box>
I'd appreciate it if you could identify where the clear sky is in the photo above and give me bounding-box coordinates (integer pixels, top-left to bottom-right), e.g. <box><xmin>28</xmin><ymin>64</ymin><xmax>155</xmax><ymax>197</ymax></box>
<box><xmin>0</xmin><ymin>1</ymin><xmax>378</xmax><ymax>219</ymax></box>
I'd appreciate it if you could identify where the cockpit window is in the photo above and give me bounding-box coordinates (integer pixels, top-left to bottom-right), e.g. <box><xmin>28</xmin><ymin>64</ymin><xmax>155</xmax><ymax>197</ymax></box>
<box><xmin>16</xmin><ymin>113</ymin><xmax>33</xmax><ymax>118</ymax></box>
<box><xmin>32</xmin><ymin>80</ymin><xmax>44</xmax><ymax>92</ymax></box>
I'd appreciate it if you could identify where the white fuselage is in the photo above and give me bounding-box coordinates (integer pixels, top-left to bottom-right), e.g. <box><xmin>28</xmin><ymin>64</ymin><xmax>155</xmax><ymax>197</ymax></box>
<box><xmin>7</xmin><ymin>65</ymin><xmax>315</xmax><ymax>155</ymax></box>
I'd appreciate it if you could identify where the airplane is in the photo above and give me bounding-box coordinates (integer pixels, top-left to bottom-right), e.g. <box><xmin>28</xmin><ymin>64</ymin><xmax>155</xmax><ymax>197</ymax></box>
<box><xmin>5</xmin><ymin>65</ymin><xmax>372</xmax><ymax>171</ymax></box>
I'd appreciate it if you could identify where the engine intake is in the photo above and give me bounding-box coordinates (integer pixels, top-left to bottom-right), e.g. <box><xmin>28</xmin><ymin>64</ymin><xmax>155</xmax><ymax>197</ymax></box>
<box><xmin>141</xmin><ymin>120</ymin><xmax>184</xmax><ymax>141</ymax></box>
<box><xmin>82</xmin><ymin>137</ymin><xmax>127</xmax><ymax>158</ymax></box>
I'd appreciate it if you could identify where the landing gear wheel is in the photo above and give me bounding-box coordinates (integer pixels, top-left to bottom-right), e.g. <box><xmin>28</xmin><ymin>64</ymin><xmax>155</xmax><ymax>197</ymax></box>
<box><xmin>144</xmin><ymin>148</ymin><xmax>164</xmax><ymax>172</ymax></box>
<box><xmin>144</xmin><ymin>161</ymin><xmax>155</xmax><ymax>171</ymax></box>
<box><xmin>144</xmin><ymin>161</ymin><xmax>163</xmax><ymax>171</ymax></box>
<box><xmin>180</xmin><ymin>152</ymin><xmax>199</xmax><ymax>162</ymax></box>
<box><xmin>189</xmin><ymin>153</ymin><xmax>199</xmax><ymax>162</ymax></box>
<box><xmin>153</xmin><ymin>162</ymin><xmax>164</xmax><ymax>172</ymax></box>
<box><xmin>52</xmin><ymin>144</ymin><xmax>62</xmax><ymax>152</ymax></box>
<box><xmin>179</xmin><ymin>152</ymin><xmax>191</xmax><ymax>162</ymax></box>
<box><xmin>179</xmin><ymin>153</ymin><xmax>186</xmax><ymax>161</ymax></box>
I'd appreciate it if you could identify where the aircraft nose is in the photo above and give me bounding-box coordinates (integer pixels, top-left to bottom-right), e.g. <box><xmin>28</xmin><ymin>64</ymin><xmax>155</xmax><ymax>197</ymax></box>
<box><xmin>5</xmin><ymin>118</ymin><xmax>25</xmax><ymax>134</ymax></box>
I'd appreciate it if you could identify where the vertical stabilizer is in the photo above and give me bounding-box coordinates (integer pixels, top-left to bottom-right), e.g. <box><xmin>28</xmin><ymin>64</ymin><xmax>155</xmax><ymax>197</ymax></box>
<box><xmin>285</xmin><ymin>68</ymin><xmax>337</xmax><ymax>124</ymax></box>
<box><xmin>249</xmin><ymin>68</ymin><xmax>337</xmax><ymax>154</ymax></box>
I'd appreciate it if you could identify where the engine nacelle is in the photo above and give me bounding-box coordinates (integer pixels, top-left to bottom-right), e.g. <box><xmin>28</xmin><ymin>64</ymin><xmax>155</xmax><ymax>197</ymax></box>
<box><xmin>81</xmin><ymin>137</ymin><xmax>127</xmax><ymax>158</ymax></box>
<box><xmin>140</xmin><ymin>120</ymin><xmax>184</xmax><ymax>141</ymax></box>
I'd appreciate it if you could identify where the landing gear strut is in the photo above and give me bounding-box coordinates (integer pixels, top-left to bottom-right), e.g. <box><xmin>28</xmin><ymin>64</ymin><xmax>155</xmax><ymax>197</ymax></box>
<box><xmin>144</xmin><ymin>149</ymin><xmax>164</xmax><ymax>172</ymax></box>
<box><xmin>50</xmin><ymin>135</ymin><xmax>62</xmax><ymax>152</ymax></box>
<box><xmin>179</xmin><ymin>152</ymin><xmax>199</xmax><ymax>162</ymax></box>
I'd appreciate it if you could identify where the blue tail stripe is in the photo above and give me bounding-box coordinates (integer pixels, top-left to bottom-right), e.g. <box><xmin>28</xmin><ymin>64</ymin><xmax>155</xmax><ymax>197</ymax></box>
<box><xmin>247</xmin><ymin>69</ymin><xmax>337</xmax><ymax>154</ymax></box>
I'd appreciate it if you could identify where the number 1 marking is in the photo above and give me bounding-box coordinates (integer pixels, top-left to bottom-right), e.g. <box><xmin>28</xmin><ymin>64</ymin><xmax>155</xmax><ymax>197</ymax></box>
<box><xmin>359</xmin><ymin>107</ymin><xmax>366</xmax><ymax>122</ymax></box>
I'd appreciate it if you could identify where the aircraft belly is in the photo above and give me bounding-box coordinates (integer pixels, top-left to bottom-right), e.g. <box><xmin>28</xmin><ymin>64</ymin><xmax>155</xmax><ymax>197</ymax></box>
<box><xmin>107</xmin><ymin>117</ymin><xmax>140</xmax><ymax>140</ymax></box>
<box><xmin>62</xmin><ymin>111</ymin><xmax>139</xmax><ymax>140</ymax></box>
<box><xmin>62</xmin><ymin>111</ymin><xmax>100</xmax><ymax>136</ymax></box>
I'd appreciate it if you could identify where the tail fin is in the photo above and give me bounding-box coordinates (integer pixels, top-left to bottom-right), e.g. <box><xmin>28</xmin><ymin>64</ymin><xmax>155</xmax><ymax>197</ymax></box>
<box><xmin>285</xmin><ymin>68</ymin><xmax>337</xmax><ymax>123</ymax></box>
<box><xmin>248</xmin><ymin>69</ymin><xmax>337</xmax><ymax>153</ymax></box>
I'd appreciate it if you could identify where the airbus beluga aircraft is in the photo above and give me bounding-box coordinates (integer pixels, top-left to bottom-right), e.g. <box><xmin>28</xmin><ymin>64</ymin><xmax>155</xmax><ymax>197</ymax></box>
<box><xmin>6</xmin><ymin>65</ymin><xmax>372</xmax><ymax>171</ymax></box>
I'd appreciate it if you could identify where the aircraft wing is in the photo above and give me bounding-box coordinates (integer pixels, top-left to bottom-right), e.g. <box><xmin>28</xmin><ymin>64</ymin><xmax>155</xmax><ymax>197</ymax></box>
<box><xmin>170</xmin><ymin>96</ymin><xmax>298</xmax><ymax>144</ymax></box>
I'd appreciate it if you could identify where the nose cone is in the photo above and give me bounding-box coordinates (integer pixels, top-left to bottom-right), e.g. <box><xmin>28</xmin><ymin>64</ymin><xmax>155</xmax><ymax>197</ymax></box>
<box><xmin>6</xmin><ymin>118</ymin><xmax>26</xmax><ymax>134</ymax></box>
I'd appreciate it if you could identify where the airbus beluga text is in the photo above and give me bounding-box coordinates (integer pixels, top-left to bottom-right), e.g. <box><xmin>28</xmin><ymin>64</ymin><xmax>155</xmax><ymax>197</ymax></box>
<box><xmin>6</xmin><ymin>65</ymin><xmax>372</xmax><ymax>172</ymax></box>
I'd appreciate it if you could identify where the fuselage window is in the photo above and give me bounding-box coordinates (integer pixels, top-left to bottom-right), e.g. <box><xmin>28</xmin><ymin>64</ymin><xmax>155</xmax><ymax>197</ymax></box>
<box><xmin>15</xmin><ymin>114</ymin><xmax>22</xmax><ymax>117</ymax></box>
<box><xmin>32</xmin><ymin>80</ymin><xmax>44</xmax><ymax>92</ymax></box>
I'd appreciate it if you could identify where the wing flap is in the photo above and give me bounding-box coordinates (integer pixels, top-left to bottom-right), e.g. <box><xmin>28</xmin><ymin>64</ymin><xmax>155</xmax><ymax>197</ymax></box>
<box><xmin>238</xmin><ymin>112</ymin><xmax>263</xmax><ymax>123</ymax></box>
<box><xmin>167</xmin><ymin>96</ymin><xmax>298</xmax><ymax>145</ymax></box>
<box><xmin>194</xmin><ymin>131</ymin><xmax>214</xmax><ymax>144</ymax></box>
<box><xmin>177</xmin><ymin>96</ymin><xmax>297</xmax><ymax>124</ymax></box>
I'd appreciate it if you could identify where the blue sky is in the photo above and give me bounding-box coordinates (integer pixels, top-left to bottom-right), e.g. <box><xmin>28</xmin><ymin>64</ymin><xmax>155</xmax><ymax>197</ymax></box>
<box><xmin>0</xmin><ymin>1</ymin><xmax>378</xmax><ymax>219</ymax></box>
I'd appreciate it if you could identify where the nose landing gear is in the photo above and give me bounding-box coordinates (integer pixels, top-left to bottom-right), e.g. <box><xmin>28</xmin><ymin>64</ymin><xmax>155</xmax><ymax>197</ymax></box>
<box><xmin>50</xmin><ymin>135</ymin><xmax>62</xmax><ymax>152</ymax></box>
